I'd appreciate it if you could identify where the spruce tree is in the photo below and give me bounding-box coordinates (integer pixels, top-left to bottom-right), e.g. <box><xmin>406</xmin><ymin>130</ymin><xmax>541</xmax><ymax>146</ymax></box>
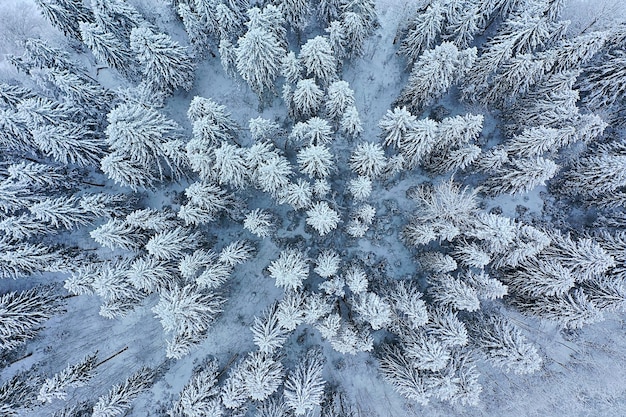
<box><xmin>130</xmin><ymin>27</ymin><xmax>196</xmax><ymax>93</ymax></box>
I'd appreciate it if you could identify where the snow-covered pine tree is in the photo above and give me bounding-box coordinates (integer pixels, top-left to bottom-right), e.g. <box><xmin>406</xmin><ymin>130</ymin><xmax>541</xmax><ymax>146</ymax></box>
<box><xmin>478</xmin><ymin>317</ymin><xmax>542</xmax><ymax>375</ymax></box>
<box><xmin>578</xmin><ymin>50</ymin><xmax>626</xmax><ymax>119</ymax></box>
<box><xmin>387</xmin><ymin>281</ymin><xmax>428</xmax><ymax>330</ymax></box>
<box><xmin>399</xmin><ymin>2</ymin><xmax>446</xmax><ymax>64</ymax></box>
<box><xmin>268</xmin><ymin>248</ymin><xmax>309</xmax><ymax>291</ymax></box>
<box><xmin>427</xmin><ymin>306</ymin><xmax>468</xmax><ymax>347</ymax></box>
<box><xmin>562</xmin><ymin>145</ymin><xmax>626</xmax><ymax>199</ymax></box>
<box><xmin>0</xmin><ymin>285</ymin><xmax>62</xmax><ymax>350</ymax></box>
<box><xmin>28</xmin><ymin>195</ymin><xmax>93</xmax><ymax>230</ymax></box>
<box><xmin>212</xmin><ymin>142</ymin><xmax>249</xmax><ymax>189</ymax></box>
<box><xmin>300</xmin><ymin>36</ymin><xmax>337</xmax><ymax>85</ymax></box>
<box><xmin>340</xmin><ymin>105</ymin><xmax>363</xmax><ymax>138</ymax></box>
<box><xmin>34</xmin><ymin>0</ymin><xmax>94</xmax><ymax>41</ymax></box>
<box><xmin>326</xmin><ymin>80</ymin><xmax>355</xmax><ymax>121</ymax></box>
<box><xmin>276</xmin><ymin>290</ymin><xmax>306</xmax><ymax>331</ymax></box>
<box><xmin>429</xmin><ymin>274</ymin><xmax>480</xmax><ymax>312</ymax></box>
<box><xmin>127</xmin><ymin>256</ymin><xmax>175</xmax><ymax>294</ymax></box>
<box><xmin>340</xmin><ymin>12</ymin><xmax>369</xmax><ymax>58</ymax></box>
<box><xmin>0</xmin><ymin>239</ymin><xmax>61</xmax><ymax>279</ymax></box>
<box><xmin>543</xmin><ymin>231</ymin><xmax>615</xmax><ymax>283</ymax></box>
<box><xmin>278</xmin><ymin>178</ymin><xmax>314</xmax><ymax>210</ymax></box>
<box><xmin>178</xmin><ymin>3</ymin><xmax>211</xmax><ymax>58</ymax></box>
<box><xmin>91</xmin><ymin>261</ymin><xmax>145</xmax><ymax>319</ymax></box>
<box><xmin>256</xmin><ymin>155</ymin><xmax>293</xmax><ymax>197</ymax></box>
<box><xmin>239</xmin><ymin>351</ymin><xmax>284</xmax><ymax>401</ymax></box>
<box><xmin>292</xmin><ymin>78</ymin><xmax>324</xmax><ymax>119</ymax></box>
<box><xmin>306</xmin><ymin>201</ymin><xmax>340</xmax><ymax>236</ymax></box>
<box><xmin>251</xmin><ymin>302</ymin><xmax>291</xmax><ymax>354</ymax></box>
<box><xmin>235</xmin><ymin>20</ymin><xmax>286</xmax><ymax>98</ymax></box>
<box><xmin>281</xmin><ymin>0</ymin><xmax>311</xmax><ymax>32</ymax></box>
<box><xmin>104</xmin><ymin>102</ymin><xmax>186</xmax><ymax>188</ymax></box>
<box><xmin>452</xmin><ymin>240</ymin><xmax>491</xmax><ymax>269</ymax></box>
<box><xmin>243</xmin><ymin>209</ymin><xmax>274</xmax><ymax>238</ymax></box>
<box><xmin>378</xmin><ymin>106</ymin><xmax>418</xmax><ymax>149</ymax></box>
<box><xmin>398</xmin><ymin>42</ymin><xmax>477</xmax><ymax>112</ymax></box>
<box><xmin>219</xmin><ymin>38</ymin><xmax>238</xmax><ymax>78</ymax></box>
<box><xmin>297</xmin><ymin>144</ymin><xmax>334</xmax><ymax>179</ymax></box>
<box><xmin>347</xmin><ymin>175</ymin><xmax>372</xmax><ymax>200</ymax></box>
<box><xmin>445</xmin><ymin>0</ymin><xmax>482</xmax><ymax>48</ymax></box>
<box><xmin>379</xmin><ymin>344</ymin><xmax>432</xmax><ymax>405</ymax></box>
<box><xmin>484</xmin><ymin>157</ymin><xmax>559</xmax><ymax>195</ymax></box>
<box><xmin>153</xmin><ymin>284</ymin><xmax>225</xmax><ymax>358</ymax></box>
<box><xmin>281</xmin><ymin>51</ymin><xmax>302</xmax><ymax>85</ymax></box>
<box><xmin>546</xmin><ymin>30</ymin><xmax>607</xmax><ymax>75</ymax></box>
<box><xmin>31</xmin><ymin>123</ymin><xmax>104</xmax><ymax>167</ymax></box>
<box><xmin>145</xmin><ymin>227</ymin><xmax>199</xmax><ymax>261</ymax></box>
<box><xmin>314</xmin><ymin>250</ymin><xmax>341</xmax><ymax>278</ymax></box>
<box><xmin>464</xmin><ymin>270</ymin><xmax>508</xmax><ymax>300</ymax></box>
<box><xmin>352</xmin><ymin>292</ymin><xmax>393</xmax><ymax>330</ymax></box>
<box><xmin>38</xmin><ymin>352</ymin><xmax>98</xmax><ymax>403</ymax></box>
<box><xmin>349</xmin><ymin>141</ymin><xmax>387</xmax><ymax>178</ymax></box>
<box><xmin>169</xmin><ymin>359</ymin><xmax>222</xmax><ymax>417</ymax></box>
<box><xmin>291</xmin><ymin>117</ymin><xmax>334</xmax><ymax>146</ymax></box>
<box><xmin>518</xmin><ymin>288</ymin><xmax>604</xmax><ymax>329</ymax></box>
<box><xmin>216</xmin><ymin>3</ymin><xmax>244</xmax><ymax>41</ymax></box>
<box><xmin>284</xmin><ymin>349</ymin><xmax>326</xmax><ymax>415</ymax></box>
<box><xmin>399</xmin><ymin>117</ymin><xmax>440</xmax><ymax>169</ymax></box>
<box><xmin>130</xmin><ymin>27</ymin><xmax>196</xmax><ymax>93</ymax></box>
<box><xmin>92</xmin><ymin>367</ymin><xmax>156</xmax><ymax>417</ymax></box>
<box><xmin>188</xmin><ymin>96</ymin><xmax>239</xmax><ymax>132</ymax></box>
<box><xmin>249</xmin><ymin>117</ymin><xmax>280</xmax><ymax>141</ymax></box>
<box><xmin>90</xmin><ymin>219</ymin><xmax>143</xmax><ymax>251</ymax></box>
<box><xmin>92</xmin><ymin>0</ymin><xmax>145</xmax><ymax>41</ymax></box>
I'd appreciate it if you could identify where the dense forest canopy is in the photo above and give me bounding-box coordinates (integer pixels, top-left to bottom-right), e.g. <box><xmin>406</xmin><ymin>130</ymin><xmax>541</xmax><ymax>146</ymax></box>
<box><xmin>1</xmin><ymin>0</ymin><xmax>626</xmax><ymax>416</ymax></box>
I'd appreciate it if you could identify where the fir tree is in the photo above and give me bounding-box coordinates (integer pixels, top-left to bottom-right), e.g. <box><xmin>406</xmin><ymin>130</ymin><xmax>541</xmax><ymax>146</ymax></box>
<box><xmin>239</xmin><ymin>351</ymin><xmax>284</xmax><ymax>401</ymax></box>
<box><xmin>378</xmin><ymin>106</ymin><xmax>418</xmax><ymax>149</ymax></box>
<box><xmin>130</xmin><ymin>27</ymin><xmax>196</xmax><ymax>93</ymax></box>
<box><xmin>485</xmin><ymin>156</ymin><xmax>559</xmax><ymax>195</ymax></box>
<box><xmin>235</xmin><ymin>26</ymin><xmax>286</xmax><ymax>98</ymax></box>
<box><xmin>284</xmin><ymin>350</ymin><xmax>326</xmax><ymax>415</ymax></box>
<box><xmin>278</xmin><ymin>178</ymin><xmax>314</xmax><ymax>210</ymax></box>
<box><xmin>268</xmin><ymin>249</ymin><xmax>309</xmax><ymax>291</ymax></box>
<box><xmin>379</xmin><ymin>345</ymin><xmax>432</xmax><ymax>405</ymax></box>
<box><xmin>300</xmin><ymin>36</ymin><xmax>337</xmax><ymax>85</ymax></box>
<box><xmin>34</xmin><ymin>0</ymin><xmax>94</xmax><ymax>41</ymax></box>
<box><xmin>92</xmin><ymin>0</ymin><xmax>146</xmax><ymax>41</ymax></box>
<box><xmin>314</xmin><ymin>250</ymin><xmax>341</xmax><ymax>278</ymax></box>
<box><xmin>281</xmin><ymin>0</ymin><xmax>311</xmax><ymax>31</ymax></box>
<box><xmin>297</xmin><ymin>144</ymin><xmax>334</xmax><ymax>179</ymax></box>
<box><xmin>398</xmin><ymin>42</ymin><xmax>477</xmax><ymax>112</ymax></box>
<box><xmin>251</xmin><ymin>302</ymin><xmax>290</xmax><ymax>354</ymax></box>
<box><xmin>38</xmin><ymin>352</ymin><xmax>99</xmax><ymax>403</ymax></box>
<box><xmin>169</xmin><ymin>360</ymin><xmax>222</xmax><ymax>417</ymax></box>
<box><xmin>292</xmin><ymin>78</ymin><xmax>324</xmax><ymax>119</ymax></box>
<box><xmin>0</xmin><ymin>285</ymin><xmax>62</xmax><ymax>350</ymax></box>
<box><xmin>349</xmin><ymin>141</ymin><xmax>387</xmax><ymax>178</ymax></box>
<box><xmin>478</xmin><ymin>317</ymin><xmax>542</xmax><ymax>375</ymax></box>
<box><xmin>429</xmin><ymin>274</ymin><xmax>480</xmax><ymax>312</ymax></box>
<box><xmin>341</xmin><ymin>12</ymin><xmax>369</xmax><ymax>58</ymax></box>
<box><xmin>80</xmin><ymin>23</ymin><xmax>136</xmax><ymax>78</ymax></box>
<box><xmin>352</xmin><ymin>292</ymin><xmax>393</xmax><ymax>330</ymax></box>
<box><xmin>326</xmin><ymin>80</ymin><xmax>355</xmax><ymax>121</ymax></box>
<box><xmin>92</xmin><ymin>367</ymin><xmax>156</xmax><ymax>417</ymax></box>
<box><xmin>340</xmin><ymin>105</ymin><xmax>363</xmax><ymax>138</ymax></box>
<box><xmin>400</xmin><ymin>2</ymin><xmax>446</xmax><ymax>64</ymax></box>
<box><xmin>178</xmin><ymin>3</ymin><xmax>211</xmax><ymax>58</ymax></box>
<box><xmin>243</xmin><ymin>209</ymin><xmax>275</xmax><ymax>238</ymax></box>
<box><xmin>306</xmin><ymin>201</ymin><xmax>341</xmax><ymax>236</ymax></box>
<box><xmin>145</xmin><ymin>227</ymin><xmax>199</xmax><ymax>261</ymax></box>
